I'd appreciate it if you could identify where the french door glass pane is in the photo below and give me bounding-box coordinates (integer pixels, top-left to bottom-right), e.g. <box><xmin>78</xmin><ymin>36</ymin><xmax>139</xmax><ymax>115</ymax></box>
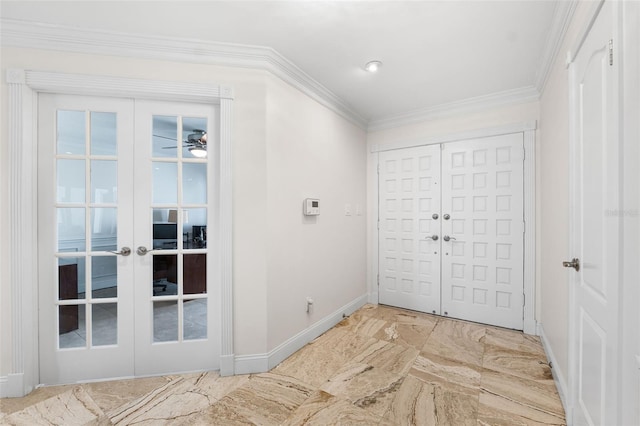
<box><xmin>184</xmin><ymin>299</ymin><xmax>207</xmax><ymax>340</ymax></box>
<box><xmin>153</xmin><ymin>254</ymin><xmax>177</xmax><ymax>296</ymax></box>
<box><xmin>153</xmin><ymin>162</ymin><xmax>177</xmax><ymax>204</ymax></box>
<box><xmin>152</xmin><ymin>116</ymin><xmax>178</xmax><ymax>158</ymax></box>
<box><xmin>91</xmin><ymin>256</ymin><xmax>117</xmax><ymax>298</ymax></box>
<box><xmin>57</xmin><ymin>208</ymin><xmax>86</xmax><ymax>252</ymax></box>
<box><xmin>58</xmin><ymin>258</ymin><xmax>85</xmax><ymax>301</ymax></box>
<box><xmin>185</xmin><ymin>208</ymin><xmax>207</xmax><ymax>249</ymax></box>
<box><xmin>91</xmin><ymin>160</ymin><xmax>118</xmax><ymax>203</ymax></box>
<box><xmin>184</xmin><ymin>254</ymin><xmax>206</xmax><ymax>295</ymax></box>
<box><xmin>91</xmin><ymin>208</ymin><xmax>117</xmax><ymax>251</ymax></box>
<box><xmin>182</xmin><ymin>163</ymin><xmax>207</xmax><ymax>204</ymax></box>
<box><xmin>182</xmin><ymin>117</ymin><xmax>207</xmax><ymax>159</ymax></box>
<box><xmin>90</xmin><ymin>112</ymin><xmax>117</xmax><ymax>155</ymax></box>
<box><xmin>153</xmin><ymin>301</ymin><xmax>178</xmax><ymax>342</ymax></box>
<box><xmin>92</xmin><ymin>303</ymin><xmax>117</xmax><ymax>346</ymax></box>
<box><xmin>57</xmin><ymin>110</ymin><xmax>85</xmax><ymax>155</ymax></box>
<box><xmin>59</xmin><ymin>304</ymin><xmax>85</xmax><ymax>349</ymax></box>
<box><xmin>57</xmin><ymin>159</ymin><xmax>85</xmax><ymax>203</ymax></box>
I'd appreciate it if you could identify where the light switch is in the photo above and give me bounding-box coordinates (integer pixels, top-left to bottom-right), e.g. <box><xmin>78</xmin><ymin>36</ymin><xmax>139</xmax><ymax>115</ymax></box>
<box><xmin>345</xmin><ymin>203</ymin><xmax>352</xmax><ymax>216</ymax></box>
<box><xmin>355</xmin><ymin>203</ymin><xmax>362</xmax><ymax>216</ymax></box>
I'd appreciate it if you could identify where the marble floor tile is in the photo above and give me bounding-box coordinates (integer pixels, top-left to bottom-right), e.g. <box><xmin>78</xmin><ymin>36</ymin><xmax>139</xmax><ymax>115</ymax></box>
<box><xmin>205</xmin><ymin>372</ymin><xmax>314</xmax><ymax>425</ymax></box>
<box><xmin>273</xmin><ymin>328</ymin><xmax>378</xmax><ymax>388</ymax></box>
<box><xmin>477</xmin><ymin>389</ymin><xmax>566</xmax><ymax>425</ymax></box>
<box><xmin>480</xmin><ymin>368</ymin><xmax>565</xmax><ymax>422</ymax></box>
<box><xmin>384</xmin><ymin>374</ymin><xmax>479</xmax><ymax>426</ymax></box>
<box><xmin>351</xmin><ymin>339</ymin><xmax>419</xmax><ymax>376</ymax></box>
<box><xmin>1</xmin><ymin>304</ymin><xmax>566</xmax><ymax>425</ymax></box>
<box><xmin>282</xmin><ymin>390</ymin><xmax>386</xmax><ymax>425</ymax></box>
<box><xmin>410</xmin><ymin>352</ymin><xmax>483</xmax><ymax>396</ymax></box>
<box><xmin>421</xmin><ymin>318</ymin><xmax>486</xmax><ymax>367</ymax></box>
<box><xmin>2</xmin><ymin>386</ymin><xmax>104</xmax><ymax>425</ymax></box>
<box><xmin>83</xmin><ymin>375</ymin><xmax>173</xmax><ymax>414</ymax></box>
<box><xmin>320</xmin><ymin>362</ymin><xmax>405</xmax><ymax>418</ymax></box>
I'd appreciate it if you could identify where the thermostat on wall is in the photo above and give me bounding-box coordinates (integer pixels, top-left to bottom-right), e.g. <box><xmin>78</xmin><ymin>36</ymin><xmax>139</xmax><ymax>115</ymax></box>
<box><xmin>303</xmin><ymin>198</ymin><xmax>320</xmax><ymax>216</ymax></box>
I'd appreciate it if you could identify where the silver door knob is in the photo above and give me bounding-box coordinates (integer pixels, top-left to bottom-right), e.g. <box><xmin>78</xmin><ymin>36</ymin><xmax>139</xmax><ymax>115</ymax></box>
<box><xmin>443</xmin><ymin>214</ymin><xmax>450</xmax><ymax>220</ymax></box>
<box><xmin>427</xmin><ymin>235</ymin><xmax>438</xmax><ymax>241</ymax></box>
<box><xmin>136</xmin><ymin>246</ymin><xmax>155</xmax><ymax>256</ymax></box>
<box><xmin>109</xmin><ymin>247</ymin><xmax>131</xmax><ymax>256</ymax></box>
<box><xmin>562</xmin><ymin>258</ymin><xmax>580</xmax><ymax>271</ymax></box>
<box><xmin>443</xmin><ymin>235</ymin><xmax>456</xmax><ymax>242</ymax></box>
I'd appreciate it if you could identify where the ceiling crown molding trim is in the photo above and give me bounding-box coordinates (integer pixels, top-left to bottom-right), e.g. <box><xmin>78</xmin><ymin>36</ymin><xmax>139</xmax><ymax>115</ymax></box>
<box><xmin>368</xmin><ymin>86</ymin><xmax>540</xmax><ymax>132</ymax></box>
<box><xmin>0</xmin><ymin>18</ymin><xmax>367</xmax><ymax>129</ymax></box>
<box><xmin>534</xmin><ymin>0</ymin><xmax>579</xmax><ymax>94</ymax></box>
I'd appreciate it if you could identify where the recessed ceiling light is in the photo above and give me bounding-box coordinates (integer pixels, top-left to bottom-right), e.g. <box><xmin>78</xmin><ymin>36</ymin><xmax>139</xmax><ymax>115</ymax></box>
<box><xmin>364</xmin><ymin>61</ymin><xmax>382</xmax><ymax>73</ymax></box>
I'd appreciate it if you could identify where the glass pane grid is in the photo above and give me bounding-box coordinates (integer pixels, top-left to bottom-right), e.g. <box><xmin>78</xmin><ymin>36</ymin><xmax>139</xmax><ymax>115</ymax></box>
<box><xmin>56</xmin><ymin>108</ymin><xmax>120</xmax><ymax>351</ymax></box>
<box><xmin>151</xmin><ymin>115</ymin><xmax>208</xmax><ymax>344</ymax></box>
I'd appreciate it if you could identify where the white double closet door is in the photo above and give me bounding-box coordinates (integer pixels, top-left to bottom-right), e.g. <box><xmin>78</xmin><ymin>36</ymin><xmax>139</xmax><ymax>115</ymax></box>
<box><xmin>379</xmin><ymin>133</ymin><xmax>525</xmax><ymax>330</ymax></box>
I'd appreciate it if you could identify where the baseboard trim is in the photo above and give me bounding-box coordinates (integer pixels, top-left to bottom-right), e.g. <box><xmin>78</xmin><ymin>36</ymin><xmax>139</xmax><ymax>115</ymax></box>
<box><xmin>0</xmin><ymin>373</ymin><xmax>25</xmax><ymax>398</ymax></box>
<box><xmin>538</xmin><ymin>323</ymin><xmax>570</xmax><ymax>421</ymax></box>
<box><xmin>219</xmin><ymin>355</ymin><xmax>235</xmax><ymax>377</ymax></box>
<box><xmin>234</xmin><ymin>294</ymin><xmax>369</xmax><ymax>375</ymax></box>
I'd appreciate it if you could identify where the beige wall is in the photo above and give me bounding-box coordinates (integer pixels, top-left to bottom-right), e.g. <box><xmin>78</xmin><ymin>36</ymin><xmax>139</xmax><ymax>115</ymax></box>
<box><xmin>265</xmin><ymin>75</ymin><xmax>367</xmax><ymax>350</ymax></box>
<box><xmin>0</xmin><ymin>46</ymin><xmax>368</xmax><ymax>377</ymax></box>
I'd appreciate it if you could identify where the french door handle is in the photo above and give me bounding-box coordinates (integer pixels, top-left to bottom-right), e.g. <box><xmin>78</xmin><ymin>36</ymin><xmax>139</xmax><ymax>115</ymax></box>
<box><xmin>427</xmin><ymin>235</ymin><xmax>439</xmax><ymax>241</ymax></box>
<box><xmin>443</xmin><ymin>235</ymin><xmax>456</xmax><ymax>242</ymax></box>
<box><xmin>562</xmin><ymin>258</ymin><xmax>580</xmax><ymax>272</ymax></box>
<box><xmin>136</xmin><ymin>246</ymin><xmax>156</xmax><ymax>256</ymax></box>
<box><xmin>109</xmin><ymin>247</ymin><xmax>131</xmax><ymax>256</ymax></box>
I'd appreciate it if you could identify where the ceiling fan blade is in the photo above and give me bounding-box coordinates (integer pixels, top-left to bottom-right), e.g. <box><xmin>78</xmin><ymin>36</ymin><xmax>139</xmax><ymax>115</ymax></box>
<box><xmin>161</xmin><ymin>145</ymin><xmax>191</xmax><ymax>149</ymax></box>
<box><xmin>153</xmin><ymin>134</ymin><xmax>177</xmax><ymax>141</ymax></box>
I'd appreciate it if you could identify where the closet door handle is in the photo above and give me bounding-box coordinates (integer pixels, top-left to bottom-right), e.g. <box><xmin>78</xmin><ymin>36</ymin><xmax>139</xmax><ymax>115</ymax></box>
<box><xmin>427</xmin><ymin>235</ymin><xmax>439</xmax><ymax>241</ymax></box>
<box><xmin>443</xmin><ymin>235</ymin><xmax>456</xmax><ymax>242</ymax></box>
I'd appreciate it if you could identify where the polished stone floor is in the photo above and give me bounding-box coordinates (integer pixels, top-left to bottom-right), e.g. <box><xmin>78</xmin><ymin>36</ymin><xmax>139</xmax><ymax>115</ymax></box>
<box><xmin>0</xmin><ymin>304</ymin><xmax>566</xmax><ymax>425</ymax></box>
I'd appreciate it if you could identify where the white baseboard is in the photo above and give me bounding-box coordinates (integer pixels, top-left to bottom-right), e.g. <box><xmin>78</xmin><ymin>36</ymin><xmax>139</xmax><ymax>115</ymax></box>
<box><xmin>219</xmin><ymin>355</ymin><xmax>235</xmax><ymax>377</ymax></box>
<box><xmin>0</xmin><ymin>373</ymin><xmax>25</xmax><ymax>398</ymax></box>
<box><xmin>368</xmin><ymin>292</ymin><xmax>378</xmax><ymax>304</ymax></box>
<box><xmin>234</xmin><ymin>294</ymin><xmax>369</xmax><ymax>375</ymax></box>
<box><xmin>538</xmin><ymin>323</ymin><xmax>570</xmax><ymax>422</ymax></box>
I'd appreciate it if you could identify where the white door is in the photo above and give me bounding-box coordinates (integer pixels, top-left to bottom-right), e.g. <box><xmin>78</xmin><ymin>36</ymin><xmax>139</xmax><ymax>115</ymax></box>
<box><xmin>441</xmin><ymin>134</ymin><xmax>524</xmax><ymax>330</ymax></box>
<box><xmin>38</xmin><ymin>94</ymin><xmax>219</xmax><ymax>384</ymax></box>
<box><xmin>568</xmin><ymin>2</ymin><xmax>619</xmax><ymax>424</ymax></box>
<box><xmin>377</xmin><ymin>134</ymin><xmax>525</xmax><ymax>330</ymax></box>
<box><xmin>378</xmin><ymin>145</ymin><xmax>442</xmax><ymax>314</ymax></box>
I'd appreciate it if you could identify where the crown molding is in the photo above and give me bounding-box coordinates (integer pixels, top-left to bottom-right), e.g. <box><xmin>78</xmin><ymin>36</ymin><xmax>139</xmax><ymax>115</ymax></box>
<box><xmin>535</xmin><ymin>0</ymin><xmax>579</xmax><ymax>94</ymax></box>
<box><xmin>0</xmin><ymin>18</ymin><xmax>367</xmax><ymax>129</ymax></box>
<box><xmin>368</xmin><ymin>86</ymin><xmax>540</xmax><ymax>132</ymax></box>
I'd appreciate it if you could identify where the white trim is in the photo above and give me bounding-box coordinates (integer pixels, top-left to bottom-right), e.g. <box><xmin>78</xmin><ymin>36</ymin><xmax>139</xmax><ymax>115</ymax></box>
<box><xmin>234</xmin><ymin>294</ymin><xmax>368</xmax><ymax>375</ymax></box>
<box><xmin>0</xmin><ymin>374</ymin><xmax>25</xmax><ymax>398</ymax></box>
<box><xmin>369</xmin><ymin>122</ymin><xmax>537</xmax><ymax>332</ymax></box>
<box><xmin>0</xmin><ymin>18</ymin><xmax>366</xmax><ymax>129</ymax></box>
<box><xmin>523</xmin><ymin>129</ymin><xmax>537</xmax><ymax>335</ymax></box>
<box><xmin>535</xmin><ymin>0</ymin><xmax>579</xmax><ymax>94</ymax></box>
<box><xmin>371</xmin><ymin>121</ymin><xmax>537</xmax><ymax>153</ymax></box>
<box><xmin>566</xmin><ymin>0</ymin><xmax>606</xmax><ymax>66</ymax></box>
<box><xmin>5</xmin><ymin>69</ymin><xmax>234</xmax><ymax>395</ymax></box>
<box><xmin>368</xmin><ymin>87</ymin><xmax>539</xmax><ymax>132</ymax></box>
<box><xmin>538</xmin><ymin>323</ymin><xmax>571</xmax><ymax>424</ymax></box>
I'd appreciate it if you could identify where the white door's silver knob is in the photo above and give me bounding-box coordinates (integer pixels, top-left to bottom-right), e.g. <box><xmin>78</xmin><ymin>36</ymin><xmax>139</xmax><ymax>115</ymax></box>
<box><xmin>109</xmin><ymin>247</ymin><xmax>131</xmax><ymax>256</ymax></box>
<box><xmin>427</xmin><ymin>235</ymin><xmax>439</xmax><ymax>241</ymax></box>
<box><xmin>136</xmin><ymin>246</ymin><xmax>155</xmax><ymax>256</ymax></box>
<box><xmin>443</xmin><ymin>235</ymin><xmax>456</xmax><ymax>242</ymax></box>
<box><xmin>562</xmin><ymin>258</ymin><xmax>580</xmax><ymax>271</ymax></box>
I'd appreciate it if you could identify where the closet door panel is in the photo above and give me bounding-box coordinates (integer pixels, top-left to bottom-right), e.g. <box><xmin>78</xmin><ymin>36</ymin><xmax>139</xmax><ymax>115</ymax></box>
<box><xmin>441</xmin><ymin>134</ymin><xmax>524</xmax><ymax>329</ymax></box>
<box><xmin>378</xmin><ymin>145</ymin><xmax>442</xmax><ymax>314</ymax></box>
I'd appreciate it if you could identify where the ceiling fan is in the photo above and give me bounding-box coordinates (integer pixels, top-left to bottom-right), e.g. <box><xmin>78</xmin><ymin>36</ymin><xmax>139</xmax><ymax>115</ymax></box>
<box><xmin>154</xmin><ymin>129</ymin><xmax>207</xmax><ymax>158</ymax></box>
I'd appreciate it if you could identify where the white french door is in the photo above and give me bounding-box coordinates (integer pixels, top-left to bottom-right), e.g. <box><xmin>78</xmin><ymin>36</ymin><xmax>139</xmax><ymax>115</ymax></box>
<box><xmin>38</xmin><ymin>94</ymin><xmax>219</xmax><ymax>384</ymax></box>
<box><xmin>378</xmin><ymin>145</ymin><xmax>442</xmax><ymax>314</ymax></box>
<box><xmin>568</xmin><ymin>1</ymin><xmax>620</xmax><ymax>424</ymax></box>
<box><xmin>378</xmin><ymin>133</ymin><xmax>525</xmax><ymax>330</ymax></box>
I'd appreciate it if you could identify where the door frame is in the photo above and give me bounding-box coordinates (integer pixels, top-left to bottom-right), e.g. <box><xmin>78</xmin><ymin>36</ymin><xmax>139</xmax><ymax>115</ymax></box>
<box><xmin>369</xmin><ymin>121</ymin><xmax>537</xmax><ymax>334</ymax></box>
<box><xmin>4</xmin><ymin>69</ymin><xmax>235</xmax><ymax>397</ymax></box>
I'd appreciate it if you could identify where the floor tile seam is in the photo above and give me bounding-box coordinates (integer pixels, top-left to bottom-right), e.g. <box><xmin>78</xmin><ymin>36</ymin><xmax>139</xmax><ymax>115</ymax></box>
<box><xmin>477</xmin><ymin>387</ymin><xmax>566</xmax><ymax>420</ymax></box>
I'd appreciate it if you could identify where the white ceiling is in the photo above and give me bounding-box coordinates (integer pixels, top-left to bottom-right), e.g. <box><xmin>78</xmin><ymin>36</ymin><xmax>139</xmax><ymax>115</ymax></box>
<box><xmin>0</xmin><ymin>1</ymin><xmax>560</xmax><ymax>123</ymax></box>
